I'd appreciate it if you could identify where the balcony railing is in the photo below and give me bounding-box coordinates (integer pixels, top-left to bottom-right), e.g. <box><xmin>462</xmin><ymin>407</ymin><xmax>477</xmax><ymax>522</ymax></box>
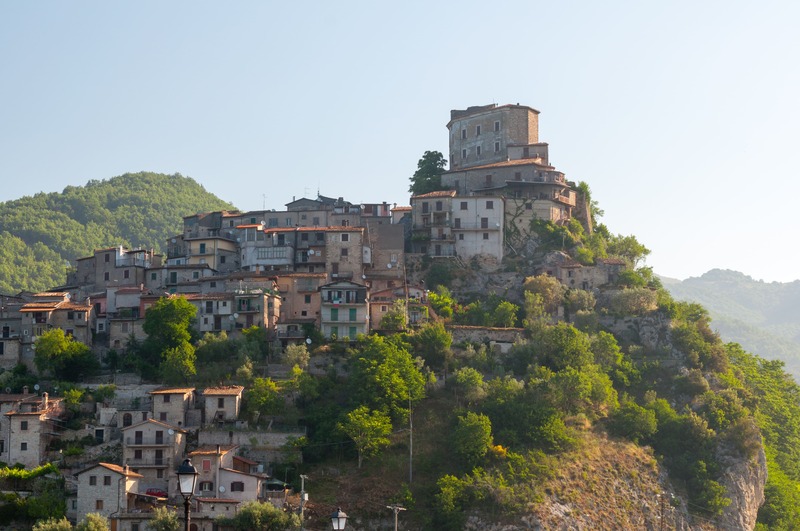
<box><xmin>126</xmin><ymin>437</ymin><xmax>173</xmax><ymax>446</ymax></box>
<box><xmin>124</xmin><ymin>457</ymin><xmax>171</xmax><ymax>467</ymax></box>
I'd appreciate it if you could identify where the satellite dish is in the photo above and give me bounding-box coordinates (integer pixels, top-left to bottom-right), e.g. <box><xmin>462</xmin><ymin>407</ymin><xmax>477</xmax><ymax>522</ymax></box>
<box><xmin>168</xmin><ymin>429</ymin><xmax>175</xmax><ymax>435</ymax></box>
<box><xmin>34</xmin><ymin>384</ymin><xmax>40</xmax><ymax>391</ymax></box>
<box><xmin>4</xmin><ymin>387</ymin><xmax>10</xmax><ymax>394</ymax></box>
<box><xmin>387</xmin><ymin>263</ymin><xmax>392</xmax><ymax>269</ymax></box>
<box><xmin>308</xmin><ymin>250</ymin><xmax>314</xmax><ymax>256</ymax></box>
<box><xmin>260</xmin><ymin>220</ymin><xmax>266</xmax><ymax>226</ymax></box>
<box><xmin>171</xmin><ymin>238</ymin><xmax>176</xmax><ymax>243</ymax></box>
<box><xmin>306</xmin><ymin>338</ymin><xmax>312</xmax><ymax>345</ymax></box>
<box><xmin>233</xmin><ymin>313</ymin><xmax>239</xmax><ymax>319</ymax></box>
<box><xmin>362</xmin><ymin>274</ymin><xmax>366</xmax><ymax>279</ymax></box>
<box><xmin>229</xmin><ymin>315</ymin><xmax>235</xmax><ymax>321</ymax></box>
<box><xmin>218</xmin><ymin>486</ymin><xmax>226</xmax><ymax>493</ymax></box>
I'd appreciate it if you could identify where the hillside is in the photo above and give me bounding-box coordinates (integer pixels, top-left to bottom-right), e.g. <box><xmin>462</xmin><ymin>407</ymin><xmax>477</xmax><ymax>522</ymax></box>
<box><xmin>663</xmin><ymin>269</ymin><xmax>800</xmax><ymax>378</ymax></box>
<box><xmin>0</xmin><ymin>172</ymin><xmax>235</xmax><ymax>293</ymax></box>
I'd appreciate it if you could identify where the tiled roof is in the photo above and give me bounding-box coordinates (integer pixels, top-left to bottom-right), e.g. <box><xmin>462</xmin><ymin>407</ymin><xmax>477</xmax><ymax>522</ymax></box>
<box><xmin>391</xmin><ymin>206</ymin><xmax>412</xmax><ymax>211</ymax></box>
<box><xmin>273</xmin><ymin>273</ymin><xmax>328</xmax><ymax>279</ymax></box>
<box><xmin>446</xmin><ymin>158</ymin><xmax>553</xmax><ymax>172</ymax></box>
<box><xmin>263</xmin><ymin>226</ymin><xmax>363</xmax><ymax>233</ymax></box>
<box><xmin>32</xmin><ymin>292</ymin><xmax>69</xmax><ymax>298</ymax></box>
<box><xmin>598</xmin><ymin>258</ymin><xmax>627</xmax><ymax>266</ymax></box>
<box><xmin>233</xmin><ymin>455</ymin><xmax>258</xmax><ymax>465</ymax></box>
<box><xmin>203</xmin><ymin>385</ymin><xmax>244</xmax><ymax>396</ymax></box>
<box><xmin>19</xmin><ymin>302</ymin><xmax>62</xmax><ymax>312</ymax></box>
<box><xmin>181</xmin><ymin>293</ymin><xmax>232</xmax><ymax>301</ymax></box>
<box><xmin>98</xmin><ymin>463</ymin><xmax>144</xmax><ymax>478</ymax></box>
<box><xmin>149</xmin><ymin>387</ymin><xmax>195</xmax><ymax>395</ymax></box>
<box><xmin>411</xmin><ymin>190</ymin><xmax>457</xmax><ymax>199</ymax></box>
<box><xmin>189</xmin><ymin>444</ymin><xmax>238</xmax><ymax>456</ymax></box>
<box><xmin>196</xmin><ymin>497</ymin><xmax>241</xmax><ymax>504</ymax></box>
<box><xmin>58</xmin><ymin>302</ymin><xmax>92</xmax><ymax>310</ymax></box>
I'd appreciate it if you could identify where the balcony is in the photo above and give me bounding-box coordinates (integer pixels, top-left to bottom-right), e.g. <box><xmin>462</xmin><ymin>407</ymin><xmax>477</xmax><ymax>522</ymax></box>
<box><xmin>124</xmin><ymin>457</ymin><xmax>171</xmax><ymax>468</ymax></box>
<box><xmin>126</xmin><ymin>437</ymin><xmax>173</xmax><ymax>447</ymax></box>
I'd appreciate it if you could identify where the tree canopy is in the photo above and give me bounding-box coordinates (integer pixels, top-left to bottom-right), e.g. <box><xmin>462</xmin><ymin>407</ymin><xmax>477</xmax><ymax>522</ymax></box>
<box><xmin>409</xmin><ymin>151</ymin><xmax>448</xmax><ymax>195</ymax></box>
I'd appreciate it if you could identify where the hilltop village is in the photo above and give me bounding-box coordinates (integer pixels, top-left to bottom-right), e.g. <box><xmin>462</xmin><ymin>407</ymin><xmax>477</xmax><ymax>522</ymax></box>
<box><xmin>0</xmin><ymin>104</ymin><xmax>638</xmax><ymax>529</ymax></box>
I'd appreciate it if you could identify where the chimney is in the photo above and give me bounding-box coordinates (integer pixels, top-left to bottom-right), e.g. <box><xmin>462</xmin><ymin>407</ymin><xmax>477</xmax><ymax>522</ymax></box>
<box><xmin>42</xmin><ymin>392</ymin><xmax>48</xmax><ymax>410</ymax></box>
<box><xmin>22</xmin><ymin>386</ymin><xmax>28</xmax><ymax>395</ymax></box>
<box><xmin>217</xmin><ymin>444</ymin><xmax>221</xmax><ymax>455</ymax></box>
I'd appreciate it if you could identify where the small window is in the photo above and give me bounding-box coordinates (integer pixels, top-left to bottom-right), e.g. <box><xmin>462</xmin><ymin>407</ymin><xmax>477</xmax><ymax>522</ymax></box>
<box><xmin>458</xmin><ymin>234</ymin><xmax>464</xmax><ymax>240</ymax></box>
<box><xmin>526</xmin><ymin>202</ymin><xmax>533</xmax><ymax>210</ymax></box>
<box><xmin>124</xmin><ymin>269</ymin><xmax>130</xmax><ymax>279</ymax></box>
<box><xmin>218</xmin><ymin>397</ymin><xmax>225</xmax><ymax>409</ymax></box>
<box><xmin>151</xmin><ymin>272</ymin><xmax>157</xmax><ymax>281</ymax></box>
<box><xmin>104</xmin><ymin>476</ymin><xmax>111</xmax><ymax>486</ymax></box>
<box><xmin>159</xmin><ymin>412</ymin><xmax>167</xmax><ymax>422</ymax></box>
<box><xmin>220</xmin><ymin>255</ymin><xmax>226</xmax><ymax>264</ymax></box>
<box><xmin>481</xmin><ymin>218</ymin><xmax>489</xmax><ymax>229</ymax></box>
<box><xmin>200</xmin><ymin>481</ymin><xmax>214</xmax><ymax>492</ymax></box>
<box><xmin>301</xmin><ymin>233</ymin><xmax>309</xmax><ymax>241</ymax></box>
<box><xmin>105</xmin><ymin>254</ymin><xmax>110</xmax><ymax>263</ymax></box>
<box><xmin>340</xmin><ymin>248</ymin><xmax>348</xmax><ymax>257</ymax></box>
<box><xmin>134</xmin><ymin>449</ymin><xmax>142</xmax><ymax>459</ymax></box>
<box><xmin>476</xmin><ymin>125</ymin><xmax>481</xmax><ymax>136</ymax></box>
<box><xmin>164</xmin><ymin>394</ymin><xmax>171</xmax><ymax>403</ymax></box>
<box><xmin>96</xmin><ymin>500</ymin><xmax>103</xmax><ymax>510</ymax></box>
<box><xmin>461</xmin><ymin>129</ymin><xmax>466</xmax><ymax>139</ymax></box>
<box><xmin>304</xmin><ymin>295</ymin><xmax>311</xmax><ymax>304</ymax></box>
<box><xmin>515</xmin><ymin>171</ymin><xmax>522</xmax><ymax>180</ymax></box>
<box><xmin>341</xmin><ymin>234</ymin><xmax>349</xmax><ymax>242</ymax></box>
<box><xmin>476</xmin><ymin>145</ymin><xmax>481</xmax><ymax>156</ymax></box>
<box><xmin>435</xmin><ymin>201</ymin><xmax>442</xmax><ymax>211</ymax></box>
<box><xmin>89</xmin><ymin>476</ymin><xmax>96</xmax><ymax>486</ymax></box>
<box><xmin>104</xmin><ymin>272</ymin><xmax>110</xmax><ymax>281</ymax></box>
<box><xmin>486</xmin><ymin>200</ymin><xmax>494</xmax><ymax>209</ymax></box>
<box><xmin>231</xmin><ymin>481</ymin><xmax>245</xmax><ymax>492</ymax></box>
<box><xmin>483</xmin><ymin>233</ymin><xmax>490</xmax><ymax>240</ymax></box>
<box><xmin>192</xmin><ymin>271</ymin><xmax>199</xmax><ymax>279</ymax></box>
<box><xmin>461</xmin><ymin>149</ymin><xmax>467</xmax><ymax>159</ymax></box>
<box><xmin>203</xmin><ymin>459</ymin><xmax>211</xmax><ymax>472</ymax></box>
<box><xmin>460</xmin><ymin>202</ymin><xmax>468</xmax><ymax>211</ymax></box>
<box><xmin>494</xmin><ymin>141</ymin><xmax>500</xmax><ymax>153</ymax></box>
<box><xmin>210</xmin><ymin>281</ymin><xmax>216</xmax><ymax>288</ymax></box>
<box><xmin>494</xmin><ymin>120</ymin><xmax>500</xmax><ymax>132</ymax></box>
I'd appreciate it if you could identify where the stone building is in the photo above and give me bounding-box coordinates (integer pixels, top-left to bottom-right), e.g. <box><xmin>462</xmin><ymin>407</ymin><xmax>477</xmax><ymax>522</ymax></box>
<box><xmin>201</xmin><ymin>386</ymin><xmax>244</xmax><ymax>426</ymax></box>
<box><xmin>121</xmin><ymin>418</ymin><xmax>187</xmax><ymax>498</ymax></box>
<box><xmin>319</xmin><ymin>280</ymin><xmax>369</xmax><ymax>340</ymax></box>
<box><xmin>75</xmin><ymin>463</ymin><xmax>144</xmax><ymax>525</ymax></box>
<box><xmin>148</xmin><ymin>387</ymin><xmax>195</xmax><ymax>428</ymax></box>
<box><xmin>5</xmin><ymin>392</ymin><xmax>64</xmax><ymax>468</ymax></box>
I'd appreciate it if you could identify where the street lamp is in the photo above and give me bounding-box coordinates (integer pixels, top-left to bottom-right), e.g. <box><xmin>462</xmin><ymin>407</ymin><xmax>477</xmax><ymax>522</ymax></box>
<box><xmin>386</xmin><ymin>504</ymin><xmax>406</xmax><ymax>531</ymax></box>
<box><xmin>177</xmin><ymin>458</ymin><xmax>199</xmax><ymax>531</ymax></box>
<box><xmin>331</xmin><ymin>507</ymin><xmax>348</xmax><ymax>530</ymax></box>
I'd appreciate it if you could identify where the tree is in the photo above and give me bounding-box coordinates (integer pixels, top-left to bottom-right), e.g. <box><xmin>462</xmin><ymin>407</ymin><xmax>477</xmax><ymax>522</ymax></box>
<box><xmin>33</xmin><ymin>329</ymin><xmax>99</xmax><ymax>380</ymax></box>
<box><xmin>142</xmin><ymin>296</ymin><xmax>196</xmax><ymax>353</ymax></box>
<box><xmin>409</xmin><ymin>150</ymin><xmax>448</xmax><ymax>195</ymax></box>
<box><xmin>245</xmin><ymin>377</ymin><xmax>284</xmax><ymax>421</ymax></box>
<box><xmin>75</xmin><ymin>513</ymin><xmax>110</xmax><ymax>531</ymax></box>
<box><xmin>412</xmin><ymin>322</ymin><xmax>453</xmax><ymax>372</ymax></box>
<box><xmin>284</xmin><ymin>343</ymin><xmax>310</xmax><ymax>370</ymax></box>
<box><xmin>522</xmin><ymin>274</ymin><xmax>565</xmax><ymax>314</ymax></box>
<box><xmin>452</xmin><ymin>412</ymin><xmax>493</xmax><ymax>467</ymax></box>
<box><xmin>606</xmin><ymin>234</ymin><xmax>650</xmax><ymax>267</ymax></box>
<box><xmin>491</xmin><ymin>300</ymin><xmax>519</xmax><ymax>328</ymax></box>
<box><xmin>215</xmin><ymin>500</ymin><xmax>300</xmax><ymax>530</ymax></box>
<box><xmin>160</xmin><ymin>342</ymin><xmax>196</xmax><ymax>384</ymax></box>
<box><xmin>608</xmin><ymin>401</ymin><xmax>657</xmax><ymax>443</ymax></box>
<box><xmin>338</xmin><ymin>406</ymin><xmax>393</xmax><ymax>467</ymax></box>
<box><xmin>33</xmin><ymin>518</ymin><xmax>73</xmax><ymax>531</ymax></box>
<box><xmin>452</xmin><ymin>367</ymin><xmax>486</xmax><ymax>407</ymax></box>
<box><xmin>379</xmin><ymin>299</ymin><xmax>408</xmax><ymax>330</ymax></box>
<box><xmin>147</xmin><ymin>506</ymin><xmax>180</xmax><ymax>531</ymax></box>
<box><xmin>536</xmin><ymin>322</ymin><xmax>593</xmax><ymax>371</ymax></box>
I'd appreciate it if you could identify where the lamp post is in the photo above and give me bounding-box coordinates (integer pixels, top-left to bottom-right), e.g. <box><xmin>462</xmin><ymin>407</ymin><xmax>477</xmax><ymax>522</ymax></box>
<box><xmin>330</xmin><ymin>507</ymin><xmax>348</xmax><ymax>530</ymax></box>
<box><xmin>386</xmin><ymin>503</ymin><xmax>406</xmax><ymax>531</ymax></box>
<box><xmin>177</xmin><ymin>458</ymin><xmax>199</xmax><ymax>531</ymax></box>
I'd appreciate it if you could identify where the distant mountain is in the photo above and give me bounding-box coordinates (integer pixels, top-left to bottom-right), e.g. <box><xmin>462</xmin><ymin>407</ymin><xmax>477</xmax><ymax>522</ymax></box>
<box><xmin>663</xmin><ymin>268</ymin><xmax>800</xmax><ymax>377</ymax></box>
<box><xmin>0</xmin><ymin>172</ymin><xmax>236</xmax><ymax>293</ymax></box>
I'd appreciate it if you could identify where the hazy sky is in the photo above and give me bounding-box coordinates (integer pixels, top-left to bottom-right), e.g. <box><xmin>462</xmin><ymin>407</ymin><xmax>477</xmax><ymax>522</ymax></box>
<box><xmin>2</xmin><ymin>2</ymin><xmax>799</xmax><ymax>283</ymax></box>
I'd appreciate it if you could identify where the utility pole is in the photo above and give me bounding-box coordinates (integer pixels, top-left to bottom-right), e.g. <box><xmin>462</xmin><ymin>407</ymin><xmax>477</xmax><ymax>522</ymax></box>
<box><xmin>409</xmin><ymin>396</ymin><xmax>413</xmax><ymax>484</ymax></box>
<box><xmin>299</xmin><ymin>474</ymin><xmax>308</xmax><ymax>530</ymax></box>
<box><xmin>386</xmin><ymin>503</ymin><xmax>406</xmax><ymax>531</ymax></box>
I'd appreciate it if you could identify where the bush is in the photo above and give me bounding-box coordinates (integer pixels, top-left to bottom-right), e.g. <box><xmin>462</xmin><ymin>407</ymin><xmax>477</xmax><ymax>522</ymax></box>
<box><xmin>608</xmin><ymin>402</ymin><xmax>657</xmax><ymax>443</ymax></box>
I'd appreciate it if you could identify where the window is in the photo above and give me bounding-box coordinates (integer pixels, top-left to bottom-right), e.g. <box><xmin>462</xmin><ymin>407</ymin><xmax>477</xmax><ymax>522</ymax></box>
<box><xmin>481</xmin><ymin>218</ymin><xmax>489</xmax><ymax>229</ymax></box>
<box><xmin>104</xmin><ymin>272</ymin><xmax>110</xmax><ymax>281</ymax></box>
<box><xmin>150</xmin><ymin>272</ymin><xmax>157</xmax><ymax>281</ymax></box>
<box><xmin>199</xmin><ymin>243</ymin><xmax>206</xmax><ymax>254</ymax></box>
<box><xmin>341</xmin><ymin>234</ymin><xmax>349</xmax><ymax>242</ymax></box>
<box><xmin>461</xmin><ymin>149</ymin><xmax>467</xmax><ymax>159</ymax></box>
<box><xmin>461</xmin><ymin>129</ymin><xmax>466</xmax><ymax>139</ymax></box>
<box><xmin>104</xmin><ymin>476</ymin><xmax>111</xmax><ymax>486</ymax></box>
<box><xmin>193</xmin><ymin>271</ymin><xmax>199</xmax><ymax>279</ymax></box>
<box><xmin>220</xmin><ymin>255</ymin><xmax>226</xmax><ymax>264</ymax></box>
<box><xmin>349</xmin><ymin>308</ymin><xmax>357</xmax><ymax>321</ymax></box>
<box><xmin>330</xmin><ymin>326</ymin><xmax>339</xmax><ymax>337</ymax></box>
<box><xmin>218</xmin><ymin>397</ymin><xmax>225</xmax><ymax>408</ymax></box>
<box><xmin>421</xmin><ymin>203</ymin><xmax>429</xmax><ymax>214</ymax></box>
<box><xmin>124</xmin><ymin>269</ymin><xmax>130</xmax><ymax>279</ymax></box>
<box><xmin>454</xmin><ymin>218</ymin><xmax>461</xmax><ymax>229</ymax></box>
<box><xmin>89</xmin><ymin>476</ymin><xmax>97</xmax><ymax>486</ymax></box>
<box><xmin>476</xmin><ymin>125</ymin><xmax>481</xmax><ymax>136</ymax></box>
<box><xmin>331</xmin><ymin>308</ymin><xmax>339</xmax><ymax>321</ymax></box>
<box><xmin>381</xmin><ymin>305</ymin><xmax>387</xmax><ymax>312</ymax></box>
<box><xmin>159</xmin><ymin>412</ymin><xmax>167</xmax><ymax>422</ymax></box>
<box><xmin>132</xmin><ymin>524</ymin><xmax>140</xmax><ymax>531</ymax></box>
<box><xmin>486</xmin><ymin>200</ymin><xmax>494</xmax><ymax>209</ymax></box>
<box><xmin>349</xmin><ymin>326</ymin><xmax>357</xmax><ymax>338</ymax></box>
<box><xmin>286</xmin><ymin>218</ymin><xmax>292</xmax><ymax>226</ymax></box>
<box><xmin>515</xmin><ymin>171</ymin><xmax>522</xmax><ymax>180</ymax></box>
<box><xmin>157</xmin><ymin>468</ymin><xmax>163</xmax><ymax>479</ymax></box>
<box><xmin>460</xmin><ymin>201</ymin><xmax>468</xmax><ymax>210</ymax></box>
<box><xmin>200</xmin><ymin>481</ymin><xmax>214</xmax><ymax>492</ymax></box>
<box><xmin>105</xmin><ymin>253</ymin><xmax>110</xmax><ymax>263</ymax></box>
<box><xmin>210</xmin><ymin>281</ymin><xmax>216</xmax><ymax>288</ymax></box>
<box><xmin>476</xmin><ymin>146</ymin><xmax>481</xmax><ymax>156</ymax></box>
<box><xmin>97</xmin><ymin>323</ymin><xmax>104</xmax><ymax>332</ymax></box>
<box><xmin>313</xmin><ymin>217</ymin><xmax>320</xmax><ymax>226</ymax></box>
<box><xmin>458</xmin><ymin>234</ymin><xmax>464</xmax><ymax>240</ymax></box>
<box><xmin>435</xmin><ymin>201</ymin><xmax>442</xmax><ymax>211</ymax></box>
<box><xmin>316</xmin><ymin>232</ymin><xmax>324</xmax><ymax>241</ymax></box>
<box><xmin>495</xmin><ymin>141</ymin><xmax>500</xmax><ymax>152</ymax></box>
<box><xmin>494</xmin><ymin>120</ymin><xmax>500</xmax><ymax>132</ymax></box>
<box><xmin>301</xmin><ymin>310</ymin><xmax>307</xmax><ymax>316</ymax></box>
<box><xmin>203</xmin><ymin>459</ymin><xmax>211</xmax><ymax>472</ymax></box>
<box><xmin>340</xmin><ymin>248</ymin><xmax>348</xmax><ymax>257</ymax></box>
<box><xmin>134</xmin><ymin>449</ymin><xmax>142</xmax><ymax>460</ymax></box>
<box><xmin>95</xmin><ymin>500</ymin><xmax>103</xmax><ymax>510</ymax></box>
<box><xmin>526</xmin><ymin>202</ymin><xmax>533</xmax><ymax>210</ymax></box>
<box><xmin>301</xmin><ymin>232</ymin><xmax>309</xmax><ymax>241</ymax></box>
<box><xmin>483</xmin><ymin>233</ymin><xmax>490</xmax><ymax>240</ymax></box>
<box><xmin>20</xmin><ymin>421</ymin><xmax>27</xmax><ymax>431</ymax></box>
<box><xmin>231</xmin><ymin>481</ymin><xmax>245</xmax><ymax>492</ymax></box>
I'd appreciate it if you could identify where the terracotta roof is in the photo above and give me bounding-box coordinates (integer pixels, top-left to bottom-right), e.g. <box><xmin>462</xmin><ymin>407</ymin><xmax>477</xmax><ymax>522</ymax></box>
<box><xmin>233</xmin><ymin>455</ymin><xmax>258</xmax><ymax>465</ymax></box>
<box><xmin>411</xmin><ymin>190</ymin><xmax>457</xmax><ymax>199</ymax></box>
<box><xmin>181</xmin><ymin>293</ymin><xmax>232</xmax><ymax>301</ymax></box>
<box><xmin>446</xmin><ymin>158</ymin><xmax>554</xmax><ymax>172</ymax></box>
<box><xmin>32</xmin><ymin>292</ymin><xmax>69</xmax><ymax>298</ymax></box>
<box><xmin>121</xmin><ymin>418</ymin><xmax>187</xmax><ymax>432</ymax></box>
<box><xmin>19</xmin><ymin>302</ymin><xmax>62</xmax><ymax>312</ymax></box>
<box><xmin>558</xmin><ymin>260</ymin><xmax>582</xmax><ymax>269</ymax></box>
<box><xmin>58</xmin><ymin>302</ymin><xmax>92</xmax><ymax>310</ymax></box>
<box><xmin>149</xmin><ymin>387</ymin><xmax>195</xmax><ymax>395</ymax></box>
<box><xmin>189</xmin><ymin>444</ymin><xmax>238</xmax><ymax>456</ymax></box>
<box><xmin>273</xmin><ymin>273</ymin><xmax>328</xmax><ymax>279</ymax></box>
<box><xmin>203</xmin><ymin>385</ymin><xmax>244</xmax><ymax>396</ymax></box>
<box><xmin>598</xmin><ymin>258</ymin><xmax>628</xmax><ymax>266</ymax></box>
<box><xmin>391</xmin><ymin>206</ymin><xmax>412</xmax><ymax>211</ymax></box>
<box><xmin>77</xmin><ymin>462</ymin><xmax>144</xmax><ymax>478</ymax></box>
<box><xmin>264</xmin><ymin>226</ymin><xmax>363</xmax><ymax>233</ymax></box>
<box><xmin>115</xmin><ymin>287</ymin><xmax>147</xmax><ymax>295</ymax></box>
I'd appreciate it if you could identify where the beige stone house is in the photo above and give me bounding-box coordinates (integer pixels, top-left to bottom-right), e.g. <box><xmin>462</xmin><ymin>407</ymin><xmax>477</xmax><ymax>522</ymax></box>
<box><xmin>189</xmin><ymin>444</ymin><xmax>265</xmax><ymax>503</ymax></box>
<box><xmin>5</xmin><ymin>392</ymin><xmax>64</xmax><ymax>468</ymax></box>
<box><xmin>273</xmin><ymin>272</ymin><xmax>326</xmax><ymax>344</ymax></box>
<box><xmin>410</xmin><ymin>190</ymin><xmax>457</xmax><ymax>257</ymax></box>
<box><xmin>148</xmin><ymin>387</ymin><xmax>195</xmax><ymax>428</ymax></box>
<box><xmin>75</xmin><ymin>462</ymin><xmax>144</xmax><ymax>525</ymax></box>
<box><xmin>19</xmin><ymin>292</ymin><xmax>94</xmax><ymax>348</ymax></box>
<box><xmin>201</xmin><ymin>386</ymin><xmax>244</xmax><ymax>426</ymax></box>
<box><xmin>121</xmin><ymin>419</ymin><xmax>187</xmax><ymax>498</ymax></box>
<box><xmin>0</xmin><ymin>295</ymin><xmax>26</xmax><ymax>370</ymax></box>
<box><xmin>68</xmin><ymin>246</ymin><xmax>162</xmax><ymax>297</ymax></box>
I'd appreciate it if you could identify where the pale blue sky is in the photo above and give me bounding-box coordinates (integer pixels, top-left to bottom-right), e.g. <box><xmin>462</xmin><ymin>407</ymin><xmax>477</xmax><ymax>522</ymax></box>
<box><xmin>2</xmin><ymin>2</ymin><xmax>799</xmax><ymax>282</ymax></box>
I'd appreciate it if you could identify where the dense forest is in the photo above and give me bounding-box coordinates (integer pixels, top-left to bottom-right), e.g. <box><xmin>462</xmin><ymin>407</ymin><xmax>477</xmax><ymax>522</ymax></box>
<box><xmin>0</xmin><ymin>172</ymin><xmax>235</xmax><ymax>293</ymax></box>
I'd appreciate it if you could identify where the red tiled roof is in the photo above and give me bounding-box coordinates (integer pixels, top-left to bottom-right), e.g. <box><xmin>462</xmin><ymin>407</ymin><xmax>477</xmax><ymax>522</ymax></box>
<box><xmin>189</xmin><ymin>444</ymin><xmax>238</xmax><ymax>456</ymax></box>
<box><xmin>263</xmin><ymin>226</ymin><xmax>363</xmax><ymax>233</ymax></box>
<box><xmin>411</xmin><ymin>190</ymin><xmax>457</xmax><ymax>199</ymax></box>
<box><xmin>196</xmin><ymin>497</ymin><xmax>241</xmax><ymax>504</ymax></box>
<box><xmin>233</xmin><ymin>455</ymin><xmax>258</xmax><ymax>465</ymax></box>
<box><xmin>149</xmin><ymin>387</ymin><xmax>195</xmax><ymax>395</ymax></box>
<box><xmin>391</xmin><ymin>206</ymin><xmax>411</xmax><ymax>211</ymax></box>
<box><xmin>446</xmin><ymin>158</ymin><xmax>553</xmax><ymax>173</ymax></box>
<box><xmin>98</xmin><ymin>463</ymin><xmax>144</xmax><ymax>478</ymax></box>
<box><xmin>32</xmin><ymin>292</ymin><xmax>69</xmax><ymax>298</ymax></box>
<box><xmin>203</xmin><ymin>385</ymin><xmax>244</xmax><ymax>396</ymax></box>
